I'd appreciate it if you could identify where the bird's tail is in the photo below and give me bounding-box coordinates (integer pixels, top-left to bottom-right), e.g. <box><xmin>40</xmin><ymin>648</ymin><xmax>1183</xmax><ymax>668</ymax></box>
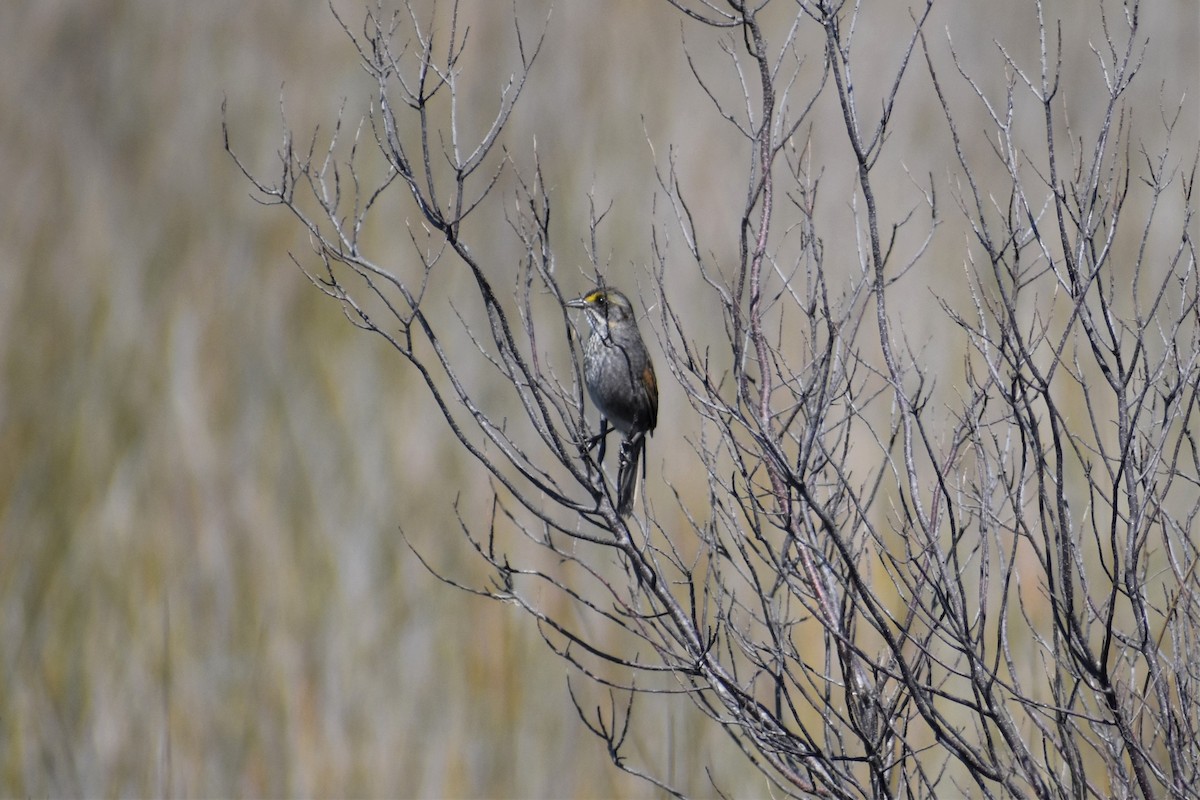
<box><xmin>617</xmin><ymin>433</ymin><xmax>646</xmax><ymax>517</ymax></box>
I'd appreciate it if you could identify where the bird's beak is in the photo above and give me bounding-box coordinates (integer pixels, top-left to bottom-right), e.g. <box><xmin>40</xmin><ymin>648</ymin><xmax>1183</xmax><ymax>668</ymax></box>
<box><xmin>565</xmin><ymin>296</ymin><xmax>589</xmax><ymax>309</ymax></box>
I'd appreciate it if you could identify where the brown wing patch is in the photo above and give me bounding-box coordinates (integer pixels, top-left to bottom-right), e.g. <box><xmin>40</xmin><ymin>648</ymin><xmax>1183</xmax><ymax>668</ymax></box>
<box><xmin>643</xmin><ymin>363</ymin><xmax>659</xmax><ymax>431</ymax></box>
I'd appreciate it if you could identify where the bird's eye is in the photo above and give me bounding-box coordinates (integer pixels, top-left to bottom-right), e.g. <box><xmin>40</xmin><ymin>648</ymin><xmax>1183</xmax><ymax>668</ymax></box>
<box><xmin>593</xmin><ymin>293</ymin><xmax>607</xmax><ymax>308</ymax></box>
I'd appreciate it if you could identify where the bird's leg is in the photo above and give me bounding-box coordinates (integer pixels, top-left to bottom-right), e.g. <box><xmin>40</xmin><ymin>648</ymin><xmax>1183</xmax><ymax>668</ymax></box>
<box><xmin>617</xmin><ymin>435</ymin><xmax>635</xmax><ymax>470</ymax></box>
<box><xmin>586</xmin><ymin>417</ymin><xmax>611</xmax><ymax>464</ymax></box>
<box><xmin>615</xmin><ymin>432</ymin><xmax>646</xmax><ymax>477</ymax></box>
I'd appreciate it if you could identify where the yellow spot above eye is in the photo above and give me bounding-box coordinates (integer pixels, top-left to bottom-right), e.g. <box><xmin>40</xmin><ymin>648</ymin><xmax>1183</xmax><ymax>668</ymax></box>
<box><xmin>585</xmin><ymin>290</ymin><xmax>606</xmax><ymax>304</ymax></box>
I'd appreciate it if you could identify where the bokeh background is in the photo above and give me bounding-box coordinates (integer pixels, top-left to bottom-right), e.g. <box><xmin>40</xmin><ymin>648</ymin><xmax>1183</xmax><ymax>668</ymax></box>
<box><xmin>1</xmin><ymin>0</ymin><xmax>1195</xmax><ymax>797</ymax></box>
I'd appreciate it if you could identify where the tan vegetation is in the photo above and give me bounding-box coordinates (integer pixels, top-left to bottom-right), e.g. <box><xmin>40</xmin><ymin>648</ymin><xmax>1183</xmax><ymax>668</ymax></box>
<box><xmin>1</xmin><ymin>0</ymin><xmax>1195</xmax><ymax>796</ymax></box>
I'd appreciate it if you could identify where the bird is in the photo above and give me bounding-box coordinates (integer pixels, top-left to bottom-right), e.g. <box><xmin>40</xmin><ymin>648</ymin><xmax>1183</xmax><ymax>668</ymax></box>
<box><xmin>566</xmin><ymin>287</ymin><xmax>658</xmax><ymax>516</ymax></box>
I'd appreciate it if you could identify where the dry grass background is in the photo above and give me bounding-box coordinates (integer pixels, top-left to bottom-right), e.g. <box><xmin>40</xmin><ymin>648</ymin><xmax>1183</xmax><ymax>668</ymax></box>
<box><xmin>0</xmin><ymin>0</ymin><xmax>1194</xmax><ymax>797</ymax></box>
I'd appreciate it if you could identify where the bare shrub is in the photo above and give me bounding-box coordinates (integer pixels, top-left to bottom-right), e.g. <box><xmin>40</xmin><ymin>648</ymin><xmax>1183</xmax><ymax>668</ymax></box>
<box><xmin>227</xmin><ymin>0</ymin><xmax>1199</xmax><ymax>796</ymax></box>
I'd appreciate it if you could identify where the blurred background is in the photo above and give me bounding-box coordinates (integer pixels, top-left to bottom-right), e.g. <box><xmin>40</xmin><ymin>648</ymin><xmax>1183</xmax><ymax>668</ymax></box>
<box><xmin>0</xmin><ymin>0</ymin><xmax>1194</xmax><ymax>797</ymax></box>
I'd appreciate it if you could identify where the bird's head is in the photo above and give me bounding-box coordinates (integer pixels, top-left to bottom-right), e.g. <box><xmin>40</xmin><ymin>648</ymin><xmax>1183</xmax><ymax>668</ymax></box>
<box><xmin>566</xmin><ymin>288</ymin><xmax>634</xmax><ymax>332</ymax></box>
